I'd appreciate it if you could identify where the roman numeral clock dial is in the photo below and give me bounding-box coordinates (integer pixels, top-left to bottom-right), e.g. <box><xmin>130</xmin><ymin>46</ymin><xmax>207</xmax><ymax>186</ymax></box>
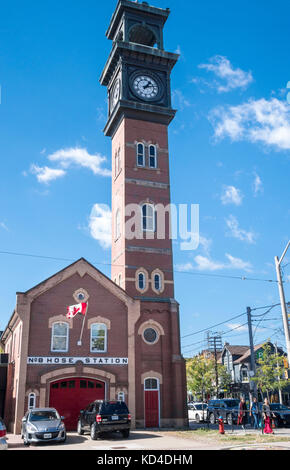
<box><xmin>131</xmin><ymin>74</ymin><xmax>161</xmax><ymax>101</ymax></box>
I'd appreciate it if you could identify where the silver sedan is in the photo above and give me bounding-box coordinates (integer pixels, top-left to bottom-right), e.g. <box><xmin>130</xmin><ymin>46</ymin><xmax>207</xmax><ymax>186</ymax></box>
<box><xmin>21</xmin><ymin>408</ymin><xmax>66</xmax><ymax>446</ymax></box>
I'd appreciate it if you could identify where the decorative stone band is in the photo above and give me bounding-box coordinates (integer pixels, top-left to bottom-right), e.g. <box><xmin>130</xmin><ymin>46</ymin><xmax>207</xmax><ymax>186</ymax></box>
<box><xmin>27</xmin><ymin>357</ymin><xmax>128</xmax><ymax>365</ymax></box>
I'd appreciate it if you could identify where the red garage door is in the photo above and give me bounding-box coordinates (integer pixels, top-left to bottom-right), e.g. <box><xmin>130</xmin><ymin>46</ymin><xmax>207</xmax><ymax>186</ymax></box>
<box><xmin>49</xmin><ymin>378</ymin><xmax>105</xmax><ymax>431</ymax></box>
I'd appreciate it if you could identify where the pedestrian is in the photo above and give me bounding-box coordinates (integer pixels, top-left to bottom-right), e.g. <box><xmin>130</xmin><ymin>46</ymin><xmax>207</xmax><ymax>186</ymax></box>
<box><xmin>237</xmin><ymin>397</ymin><xmax>247</xmax><ymax>432</ymax></box>
<box><xmin>262</xmin><ymin>398</ymin><xmax>274</xmax><ymax>434</ymax></box>
<box><xmin>250</xmin><ymin>397</ymin><xmax>260</xmax><ymax>430</ymax></box>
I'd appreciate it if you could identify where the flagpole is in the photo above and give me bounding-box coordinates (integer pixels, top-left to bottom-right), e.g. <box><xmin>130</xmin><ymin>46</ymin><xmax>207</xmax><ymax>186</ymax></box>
<box><xmin>78</xmin><ymin>302</ymin><xmax>88</xmax><ymax>347</ymax></box>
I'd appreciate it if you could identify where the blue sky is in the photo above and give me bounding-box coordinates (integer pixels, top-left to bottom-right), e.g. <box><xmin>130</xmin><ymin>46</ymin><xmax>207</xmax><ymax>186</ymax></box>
<box><xmin>0</xmin><ymin>0</ymin><xmax>289</xmax><ymax>356</ymax></box>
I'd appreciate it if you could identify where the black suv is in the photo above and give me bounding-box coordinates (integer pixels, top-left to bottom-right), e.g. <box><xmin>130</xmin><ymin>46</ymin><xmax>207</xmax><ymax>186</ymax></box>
<box><xmin>77</xmin><ymin>401</ymin><xmax>131</xmax><ymax>440</ymax></box>
<box><xmin>207</xmin><ymin>399</ymin><xmax>240</xmax><ymax>425</ymax></box>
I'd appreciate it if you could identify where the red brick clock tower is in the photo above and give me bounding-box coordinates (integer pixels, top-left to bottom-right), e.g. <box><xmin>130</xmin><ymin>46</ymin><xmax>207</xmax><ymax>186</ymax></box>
<box><xmin>100</xmin><ymin>0</ymin><xmax>178</xmax><ymax>300</ymax></box>
<box><xmin>100</xmin><ymin>0</ymin><xmax>188</xmax><ymax>428</ymax></box>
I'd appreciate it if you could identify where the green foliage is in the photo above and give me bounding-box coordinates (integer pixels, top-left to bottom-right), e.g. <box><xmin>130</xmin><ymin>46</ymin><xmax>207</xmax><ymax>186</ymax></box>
<box><xmin>252</xmin><ymin>342</ymin><xmax>289</xmax><ymax>395</ymax></box>
<box><xmin>186</xmin><ymin>355</ymin><xmax>231</xmax><ymax>400</ymax></box>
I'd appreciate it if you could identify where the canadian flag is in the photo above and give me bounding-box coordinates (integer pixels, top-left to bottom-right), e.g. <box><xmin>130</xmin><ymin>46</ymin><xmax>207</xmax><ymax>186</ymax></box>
<box><xmin>66</xmin><ymin>303</ymin><xmax>87</xmax><ymax>319</ymax></box>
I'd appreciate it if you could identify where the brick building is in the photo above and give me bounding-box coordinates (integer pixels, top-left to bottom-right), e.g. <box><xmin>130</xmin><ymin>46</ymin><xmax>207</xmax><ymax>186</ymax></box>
<box><xmin>0</xmin><ymin>0</ymin><xmax>188</xmax><ymax>434</ymax></box>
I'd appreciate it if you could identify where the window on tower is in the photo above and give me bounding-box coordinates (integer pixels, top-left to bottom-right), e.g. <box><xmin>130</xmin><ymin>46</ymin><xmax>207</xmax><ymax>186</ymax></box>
<box><xmin>142</xmin><ymin>203</ymin><xmax>155</xmax><ymax>232</ymax></box>
<box><xmin>138</xmin><ymin>272</ymin><xmax>146</xmax><ymax>291</ymax></box>
<box><xmin>137</xmin><ymin>143</ymin><xmax>145</xmax><ymax>167</ymax></box>
<box><xmin>115</xmin><ymin>148</ymin><xmax>121</xmax><ymax>177</ymax></box>
<box><xmin>149</xmin><ymin>145</ymin><xmax>157</xmax><ymax>168</ymax></box>
<box><xmin>115</xmin><ymin>209</ymin><xmax>121</xmax><ymax>240</ymax></box>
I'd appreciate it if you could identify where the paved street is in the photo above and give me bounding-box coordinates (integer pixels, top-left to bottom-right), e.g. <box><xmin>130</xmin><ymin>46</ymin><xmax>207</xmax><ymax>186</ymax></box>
<box><xmin>6</xmin><ymin>430</ymin><xmax>219</xmax><ymax>451</ymax></box>
<box><xmin>5</xmin><ymin>423</ymin><xmax>290</xmax><ymax>451</ymax></box>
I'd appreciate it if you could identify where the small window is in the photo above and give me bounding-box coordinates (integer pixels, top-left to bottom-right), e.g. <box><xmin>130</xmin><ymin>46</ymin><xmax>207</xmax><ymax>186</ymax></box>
<box><xmin>91</xmin><ymin>323</ymin><xmax>107</xmax><ymax>353</ymax></box>
<box><xmin>142</xmin><ymin>204</ymin><xmax>155</xmax><ymax>232</ymax></box>
<box><xmin>51</xmin><ymin>322</ymin><xmax>69</xmax><ymax>352</ymax></box>
<box><xmin>68</xmin><ymin>381</ymin><xmax>75</xmax><ymax>389</ymax></box>
<box><xmin>115</xmin><ymin>209</ymin><xmax>121</xmax><ymax>240</ymax></box>
<box><xmin>28</xmin><ymin>393</ymin><xmax>36</xmax><ymax>410</ymax></box>
<box><xmin>149</xmin><ymin>145</ymin><xmax>157</xmax><ymax>168</ymax></box>
<box><xmin>80</xmin><ymin>380</ymin><xmax>87</xmax><ymax>389</ymax></box>
<box><xmin>88</xmin><ymin>381</ymin><xmax>94</xmax><ymax>389</ymax></box>
<box><xmin>52</xmin><ymin>383</ymin><xmax>59</xmax><ymax>390</ymax></box>
<box><xmin>137</xmin><ymin>143</ymin><xmax>145</xmax><ymax>167</ymax></box>
<box><xmin>138</xmin><ymin>272</ymin><xmax>146</xmax><ymax>291</ymax></box>
<box><xmin>154</xmin><ymin>274</ymin><xmax>161</xmax><ymax>292</ymax></box>
<box><xmin>60</xmin><ymin>381</ymin><xmax>67</xmax><ymax>389</ymax></box>
<box><xmin>115</xmin><ymin>148</ymin><xmax>121</xmax><ymax>177</ymax></box>
<box><xmin>143</xmin><ymin>328</ymin><xmax>158</xmax><ymax>344</ymax></box>
<box><xmin>118</xmin><ymin>391</ymin><xmax>125</xmax><ymax>402</ymax></box>
<box><xmin>144</xmin><ymin>378</ymin><xmax>159</xmax><ymax>391</ymax></box>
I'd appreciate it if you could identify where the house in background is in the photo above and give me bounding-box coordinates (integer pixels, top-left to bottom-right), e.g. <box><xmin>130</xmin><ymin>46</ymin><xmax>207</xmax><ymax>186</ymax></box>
<box><xmin>221</xmin><ymin>342</ymin><xmax>290</xmax><ymax>403</ymax></box>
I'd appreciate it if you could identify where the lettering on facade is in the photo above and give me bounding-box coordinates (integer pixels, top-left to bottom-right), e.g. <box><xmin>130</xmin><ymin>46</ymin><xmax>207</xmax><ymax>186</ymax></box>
<box><xmin>27</xmin><ymin>357</ymin><xmax>128</xmax><ymax>365</ymax></box>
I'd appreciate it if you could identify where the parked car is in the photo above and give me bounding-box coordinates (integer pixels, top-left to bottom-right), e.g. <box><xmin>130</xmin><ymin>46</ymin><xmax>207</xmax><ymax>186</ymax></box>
<box><xmin>77</xmin><ymin>400</ymin><xmax>131</xmax><ymax>440</ymax></box>
<box><xmin>270</xmin><ymin>404</ymin><xmax>290</xmax><ymax>428</ymax></box>
<box><xmin>0</xmin><ymin>418</ymin><xmax>8</xmax><ymax>450</ymax></box>
<box><xmin>21</xmin><ymin>408</ymin><xmax>66</xmax><ymax>446</ymax></box>
<box><xmin>207</xmin><ymin>399</ymin><xmax>240</xmax><ymax>425</ymax></box>
<box><xmin>188</xmin><ymin>403</ymin><xmax>208</xmax><ymax>422</ymax></box>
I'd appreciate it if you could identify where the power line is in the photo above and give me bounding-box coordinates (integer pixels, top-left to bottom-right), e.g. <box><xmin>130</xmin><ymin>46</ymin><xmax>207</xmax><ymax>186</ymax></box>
<box><xmin>0</xmin><ymin>249</ymin><xmax>282</xmax><ymax>284</ymax></box>
<box><xmin>181</xmin><ymin>311</ymin><xmax>247</xmax><ymax>340</ymax></box>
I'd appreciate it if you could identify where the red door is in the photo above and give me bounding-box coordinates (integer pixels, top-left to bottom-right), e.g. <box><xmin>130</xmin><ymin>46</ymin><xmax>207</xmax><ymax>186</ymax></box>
<box><xmin>145</xmin><ymin>391</ymin><xmax>159</xmax><ymax>428</ymax></box>
<box><xmin>49</xmin><ymin>378</ymin><xmax>105</xmax><ymax>431</ymax></box>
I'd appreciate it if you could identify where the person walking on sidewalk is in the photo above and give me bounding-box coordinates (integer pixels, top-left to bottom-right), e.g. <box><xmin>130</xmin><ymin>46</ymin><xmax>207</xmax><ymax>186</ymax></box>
<box><xmin>250</xmin><ymin>397</ymin><xmax>260</xmax><ymax>430</ymax></box>
<box><xmin>237</xmin><ymin>397</ymin><xmax>247</xmax><ymax>432</ymax></box>
<box><xmin>263</xmin><ymin>398</ymin><xmax>274</xmax><ymax>434</ymax></box>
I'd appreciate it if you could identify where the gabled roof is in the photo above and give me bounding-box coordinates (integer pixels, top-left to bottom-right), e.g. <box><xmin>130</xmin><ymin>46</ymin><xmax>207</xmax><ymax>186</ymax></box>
<box><xmin>18</xmin><ymin>257</ymin><xmax>133</xmax><ymax>301</ymax></box>
<box><xmin>223</xmin><ymin>345</ymin><xmax>249</xmax><ymax>357</ymax></box>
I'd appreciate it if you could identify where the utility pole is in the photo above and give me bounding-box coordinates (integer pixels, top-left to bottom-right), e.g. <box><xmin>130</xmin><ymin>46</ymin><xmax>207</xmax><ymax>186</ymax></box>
<box><xmin>213</xmin><ymin>338</ymin><xmax>219</xmax><ymax>399</ymax></box>
<box><xmin>275</xmin><ymin>342</ymin><xmax>283</xmax><ymax>404</ymax></box>
<box><xmin>247</xmin><ymin>307</ymin><xmax>257</xmax><ymax>400</ymax></box>
<box><xmin>275</xmin><ymin>241</ymin><xmax>290</xmax><ymax>362</ymax></box>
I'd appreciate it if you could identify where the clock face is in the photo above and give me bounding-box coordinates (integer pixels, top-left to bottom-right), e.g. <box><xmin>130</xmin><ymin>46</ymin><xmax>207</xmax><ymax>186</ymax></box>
<box><xmin>111</xmin><ymin>79</ymin><xmax>120</xmax><ymax>109</ymax></box>
<box><xmin>133</xmin><ymin>75</ymin><xmax>159</xmax><ymax>100</ymax></box>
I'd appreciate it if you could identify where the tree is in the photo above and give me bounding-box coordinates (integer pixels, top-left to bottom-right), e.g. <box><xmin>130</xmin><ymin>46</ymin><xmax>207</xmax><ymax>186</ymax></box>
<box><xmin>252</xmin><ymin>342</ymin><xmax>289</xmax><ymax>399</ymax></box>
<box><xmin>186</xmin><ymin>355</ymin><xmax>231</xmax><ymax>400</ymax></box>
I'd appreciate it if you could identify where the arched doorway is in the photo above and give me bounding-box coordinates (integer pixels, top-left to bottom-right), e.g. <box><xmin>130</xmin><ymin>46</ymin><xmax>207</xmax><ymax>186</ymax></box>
<box><xmin>49</xmin><ymin>378</ymin><xmax>105</xmax><ymax>431</ymax></box>
<box><xmin>144</xmin><ymin>378</ymin><xmax>160</xmax><ymax>428</ymax></box>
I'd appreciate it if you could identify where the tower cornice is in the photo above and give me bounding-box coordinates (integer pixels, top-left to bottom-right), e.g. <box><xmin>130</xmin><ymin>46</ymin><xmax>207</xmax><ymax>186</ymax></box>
<box><xmin>100</xmin><ymin>41</ymin><xmax>179</xmax><ymax>87</ymax></box>
<box><xmin>106</xmin><ymin>0</ymin><xmax>170</xmax><ymax>40</ymax></box>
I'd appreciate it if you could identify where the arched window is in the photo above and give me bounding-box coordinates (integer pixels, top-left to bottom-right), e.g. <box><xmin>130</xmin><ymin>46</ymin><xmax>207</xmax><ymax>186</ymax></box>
<box><xmin>154</xmin><ymin>273</ymin><xmax>161</xmax><ymax>292</ymax></box>
<box><xmin>138</xmin><ymin>272</ymin><xmax>146</xmax><ymax>291</ymax></box>
<box><xmin>142</xmin><ymin>203</ymin><xmax>155</xmax><ymax>232</ymax></box>
<box><xmin>137</xmin><ymin>143</ymin><xmax>145</xmax><ymax>167</ymax></box>
<box><xmin>115</xmin><ymin>209</ymin><xmax>121</xmax><ymax>240</ymax></box>
<box><xmin>144</xmin><ymin>378</ymin><xmax>159</xmax><ymax>391</ymax></box>
<box><xmin>115</xmin><ymin>148</ymin><xmax>121</xmax><ymax>177</ymax></box>
<box><xmin>149</xmin><ymin>145</ymin><xmax>157</xmax><ymax>168</ymax></box>
<box><xmin>129</xmin><ymin>24</ymin><xmax>157</xmax><ymax>48</ymax></box>
<box><xmin>51</xmin><ymin>322</ymin><xmax>69</xmax><ymax>352</ymax></box>
<box><xmin>91</xmin><ymin>324</ymin><xmax>107</xmax><ymax>353</ymax></box>
<box><xmin>28</xmin><ymin>392</ymin><xmax>36</xmax><ymax>410</ymax></box>
<box><xmin>118</xmin><ymin>391</ymin><xmax>125</xmax><ymax>402</ymax></box>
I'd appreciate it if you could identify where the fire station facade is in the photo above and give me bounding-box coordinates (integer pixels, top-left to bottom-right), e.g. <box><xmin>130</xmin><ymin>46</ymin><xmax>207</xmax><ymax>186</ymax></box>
<box><xmin>0</xmin><ymin>0</ymin><xmax>188</xmax><ymax>433</ymax></box>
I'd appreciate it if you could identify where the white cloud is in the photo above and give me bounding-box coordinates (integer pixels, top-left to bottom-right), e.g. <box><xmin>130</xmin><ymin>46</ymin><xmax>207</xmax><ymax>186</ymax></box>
<box><xmin>0</xmin><ymin>222</ymin><xmax>8</xmax><ymax>231</ymax></box>
<box><xmin>175</xmin><ymin>262</ymin><xmax>195</xmax><ymax>272</ymax></box>
<box><xmin>221</xmin><ymin>185</ymin><xmax>243</xmax><ymax>206</ymax></box>
<box><xmin>48</xmin><ymin>147</ymin><xmax>111</xmax><ymax>177</ymax></box>
<box><xmin>253</xmin><ymin>174</ymin><xmax>263</xmax><ymax>196</ymax></box>
<box><xmin>88</xmin><ymin>204</ymin><xmax>112</xmax><ymax>250</ymax></box>
<box><xmin>172</xmin><ymin>90</ymin><xmax>191</xmax><ymax>110</ymax></box>
<box><xmin>226</xmin><ymin>215</ymin><xmax>256</xmax><ymax>244</ymax></box>
<box><xmin>226</xmin><ymin>323</ymin><xmax>248</xmax><ymax>332</ymax></box>
<box><xmin>194</xmin><ymin>253</ymin><xmax>252</xmax><ymax>272</ymax></box>
<box><xmin>210</xmin><ymin>98</ymin><xmax>290</xmax><ymax>151</ymax></box>
<box><xmin>198</xmin><ymin>55</ymin><xmax>253</xmax><ymax>93</ymax></box>
<box><xmin>30</xmin><ymin>164</ymin><xmax>66</xmax><ymax>184</ymax></box>
<box><xmin>225</xmin><ymin>253</ymin><xmax>252</xmax><ymax>272</ymax></box>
